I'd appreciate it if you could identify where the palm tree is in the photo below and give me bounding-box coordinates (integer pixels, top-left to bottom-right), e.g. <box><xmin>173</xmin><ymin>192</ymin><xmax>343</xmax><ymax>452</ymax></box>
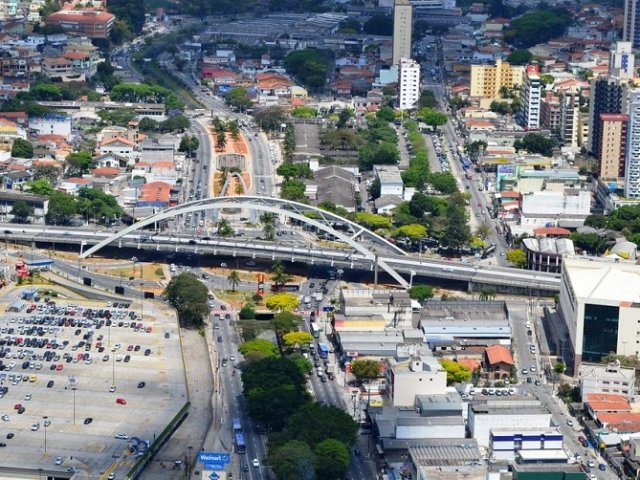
<box><xmin>479</xmin><ymin>287</ymin><xmax>497</xmax><ymax>301</ymax></box>
<box><xmin>227</xmin><ymin>270</ymin><xmax>241</xmax><ymax>291</ymax></box>
<box><xmin>217</xmin><ymin>218</ymin><xmax>234</xmax><ymax>237</ymax></box>
<box><xmin>234</xmin><ymin>182</ymin><xmax>244</xmax><ymax>195</ymax></box>
<box><xmin>271</xmin><ymin>260</ymin><xmax>292</xmax><ymax>291</ymax></box>
<box><xmin>216</xmin><ymin>130</ymin><xmax>227</xmax><ymax>151</ymax></box>
<box><xmin>260</xmin><ymin>213</ymin><xmax>276</xmax><ymax>241</ymax></box>
<box><xmin>228</xmin><ymin>120</ymin><xmax>240</xmax><ymax>141</ymax></box>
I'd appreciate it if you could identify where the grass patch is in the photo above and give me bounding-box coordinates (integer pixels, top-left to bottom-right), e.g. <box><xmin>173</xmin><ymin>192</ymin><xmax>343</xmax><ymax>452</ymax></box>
<box><xmin>95</xmin><ymin>263</ymin><xmax>166</xmax><ymax>281</ymax></box>
<box><xmin>238</xmin><ymin>319</ymin><xmax>272</xmax><ymax>341</ymax></box>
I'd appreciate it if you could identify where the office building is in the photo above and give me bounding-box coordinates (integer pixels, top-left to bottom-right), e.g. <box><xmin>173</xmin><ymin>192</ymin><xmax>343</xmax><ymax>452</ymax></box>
<box><xmin>398</xmin><ymin>58</ymin><xmax>421</xmax><ymax>110</ymax></box>
<box><xmin>392</xmin><ymin>0</ymin><xmax>413</xmax><ymax>65</ymax></box>
<box><xmin>578</xmin><ymin>362</ymin><xmax>636</xmax><ymax>398</ymax></box>
<box><xmin>598</xmin><ymin>113</ymin><xmax>628</xmax><ymax>181</ymax></box>
<box><xmin>469</xmin><ymin>60</ymin><xmax>524</xmax><ymax>99</ymax></box>
<box><xmin>610</xmin><ymin>41</ymin><xmax>636</xmax><ymax>80</ymax></box>
<box><xmin>385</xmin><ymin>355</ymin><xmax>447</xmax><ymax>406</ymax></box>
<box><xmin>559</xmin><ymin>256</ymin><xmax>640</xmax><ymax>370</ymax></box>
<box><xmin>624</xmin><ymin>0</ymin><xmax>640</xmax><ymax>49</ymax></box>
<box><xmin>588</xmin><ymin>76</ymin><xmax>626</xmax><ymax>159</ymax></box>
<box><xmin>519</xmin><ymin>65</ymin><xmax>542</xmax><ymax>129</ymax></box>
<box><xmin>45</xmin><ymin>10</ymin><xmax>115</xmax><ymax>39</ymax></box>
<box><xmin>625</xmin><ymin>88</ymin><xmax>640</xmax><ymax>197</ymax></box>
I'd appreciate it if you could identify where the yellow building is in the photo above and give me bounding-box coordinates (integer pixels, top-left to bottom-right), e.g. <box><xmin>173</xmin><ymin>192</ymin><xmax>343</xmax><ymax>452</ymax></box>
<box><xmin>470</xmin><ymin>60</ymin><xmax>524</xmax><ymax>99</ymax></box>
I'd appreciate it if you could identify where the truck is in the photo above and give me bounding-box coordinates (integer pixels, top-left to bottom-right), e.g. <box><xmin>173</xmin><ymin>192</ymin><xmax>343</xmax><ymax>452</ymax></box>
<box><xmin>325</xmin><ymin>363</ymin><xmax>336</xmax><ymax>380</ymax></box>
<box><xmin>303</xmin><ymin>295</ymin><xmax>312</xmax><ymax>306</ymax></box>
<box><xmin>313</xmin><ymin>292</ymin><xmax>323</xmax><ymax>302</ymax></box>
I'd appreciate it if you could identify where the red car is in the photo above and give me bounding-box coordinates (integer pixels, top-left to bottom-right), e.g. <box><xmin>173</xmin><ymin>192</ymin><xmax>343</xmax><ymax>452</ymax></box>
<box><xmin>146</xmin><ymin>326</ymin><xmax>152</xmax><ymax>333</ymax></box>
<box><xmin>14</xmin><ymin>403</ymin><xmax>22</xmax><ymax>410</ymax></box>
<box><xmin>127</xmin><ymin>345</ymin><xmax>133</xmax><ymax>351</ymax></box>
<box><xmin>56</xmin><ymin>364</ymin><xmax>63</xmax><ymax>371</ymax></box>
<box><xmin>116</xmin><ymin>398</ymin><xmax>127</xmax><ymax>405</ymax></box>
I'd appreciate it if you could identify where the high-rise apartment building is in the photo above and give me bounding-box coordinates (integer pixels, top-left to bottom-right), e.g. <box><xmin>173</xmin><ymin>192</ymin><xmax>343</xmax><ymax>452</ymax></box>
<box><xmin>519</xmin><ymin>64</ymin><xmax>542</xmax><ymax>129</ymax></box>
<box><xmin>469</xmin><ymin>60</ymin><xmax>524</xmax><ymax>99</ymax></box>
<box><xmin>610</xmin><ymin>41</ymin><xmax>636</xmax><ymax>80</ymax></box>
<box><xmin>398</xmin><ymin>58</ymin><xmax>421</xmax><ymax>110</ymax></box>
<box><xmin>625</xmin><ymin>89</ymin><xmax>640</xmax><ymax>197</ymax></box>
<box><xmin>540</xmin><ymin>92</ymin><xmax>561</xmax><ymax>131</ymax></box>
<box><xmin>560</xmin><ymin>91</ymin><xmax>580</xmax><ymax>150</ymax></box>
<box><xmin>588</xmin><ymin>76</ymin><xmax>626</xmax><ymax>161</ymax></box>
<box><xmin>598</xmin><ymin>114</ymin><xmax>628</xmax><ymax>181</ymax></box>
<box><xmin>392</xmin><ymin>0</ymin><xmax>413</xmax><ymax>65</ymax></box>
<box><xmin>624</xmin><ymin>0</ymin><xmax>640</xmax><ymax>48</ymax></box>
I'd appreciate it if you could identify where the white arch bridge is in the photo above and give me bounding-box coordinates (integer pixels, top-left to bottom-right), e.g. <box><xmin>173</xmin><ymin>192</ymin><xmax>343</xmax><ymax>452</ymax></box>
<box><xmin>80</xmin><ymin>196</ymin><xmax>411</xmax><ymax>287</ymax></box>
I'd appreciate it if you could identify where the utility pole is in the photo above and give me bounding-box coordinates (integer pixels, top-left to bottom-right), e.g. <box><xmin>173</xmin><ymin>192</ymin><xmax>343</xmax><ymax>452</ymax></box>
<box><xmin>373</xmin><ymin>254</ymin><xmax>379</xmax><ymax>288</ymax></box>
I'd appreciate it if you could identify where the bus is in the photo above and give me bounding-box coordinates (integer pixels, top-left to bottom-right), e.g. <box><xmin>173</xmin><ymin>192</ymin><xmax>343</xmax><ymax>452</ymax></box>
<box><xmin>481</xmin><ymin>244</ymin><xmax>496</xmax><ymax>259</ymax></box>
<box><xmin>310</xmin><ymin>322</ymin><xmax>320</xmax><ymax>339</ymax></box>
<box><xmin>317</xmin><ymin>342</ymin><xmax>329</xmax><ymax>359</ymax></box>
<box><xmin>271</xmin><ymin>284</ymin><xmax>300</xmax><ymax>292</ymax></box>
<box><xmin>234</xmin><ymin>432</ymin><xmax>246</xmax><ymax>454</ymax></box>
<box><xmin>232</xmin><ymin>417</ymin><xmax>242</xmax><ymax>433</ymax></box>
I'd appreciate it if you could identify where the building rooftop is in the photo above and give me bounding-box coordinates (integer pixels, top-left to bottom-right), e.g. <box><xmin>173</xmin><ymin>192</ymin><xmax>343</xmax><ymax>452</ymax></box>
<box><xmin>579</xmin><ymin>362</ymin><xmax>635</xmax><ymax>383</ymax></box>
<box><xmin>584</xmin><ymin>393</ymin><xmax>631</xmax><ymax>412</ymax></box>
<box><xmin>415</xmin><ymin>393</ymin><xmax>463</xmax><ymax>414</ymax></box>
<box><xmin>420</xmin><ymin>300</ymin><xmax>510</xmax><ymax>339</ymax></box>
<box><xmin>409</xmin><ymin>439</ymin><xmax>482</xmax><ymax>467</ymax></box>
<box><xmin>485</xmin><ymin>345</ymin><xmax>513</xmax><ymax>366</ymax></box>
<box><xmin>470</xmin><ymin>397</ymin><xmax>549</xmax><ymax>416</ymax></box>
<box><xmin>341</xmin><ymin>288</ymin><xmax>413</xmax><ymax>308</ymax></box>
<box><xmin>563</xmin><ymin>256</ymin><xmax>640</xmax><ymax>303</ymax></box>
<box><xmin>374</xmin><ymin>164</ymin><xmax>403</xmax><ymax>184</ymax></box>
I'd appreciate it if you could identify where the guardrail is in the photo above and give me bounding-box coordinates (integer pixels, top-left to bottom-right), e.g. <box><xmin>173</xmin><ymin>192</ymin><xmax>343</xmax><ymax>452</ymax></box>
<box><xmin>126</xmin><ymin>401</ymin><xmax>191</xmax><ymax>479</ymax></box>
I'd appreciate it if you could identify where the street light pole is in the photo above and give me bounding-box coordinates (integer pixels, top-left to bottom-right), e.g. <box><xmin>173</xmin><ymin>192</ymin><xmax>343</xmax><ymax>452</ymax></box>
<box><xmin>42</xmin><ymin>416</ymin><xmax>48</xmax><ymax>457</ymax></box>
<box><xmin>111</xmin><ymin>353</ymin><xmax>115</xmax><ymax>388</ymax></box>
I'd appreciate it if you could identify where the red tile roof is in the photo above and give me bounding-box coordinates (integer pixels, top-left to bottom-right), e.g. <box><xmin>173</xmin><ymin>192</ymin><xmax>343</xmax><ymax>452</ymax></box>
<box><xmin>597</xmin><ymin>412</ymin><xmax>640</xmax><ymax>432</ymax></box>
<box><xmin>585</xmin><ymin>393</ymin><xmax>631</xmax><ymax>412</ymax></box>
<box><xmin>139</xmin><ymin>181</ymin><xmax>171</xmax><ymax>203</ymax></box>
<box><xmin>485</xmin><ymin>345</ymin><xmax>513</xmax><ymax>366</ymax></box>
<box><xmin>533</xmin><ymin>227</ymin><xmax>572</xmax><ymax>236</ymax></box>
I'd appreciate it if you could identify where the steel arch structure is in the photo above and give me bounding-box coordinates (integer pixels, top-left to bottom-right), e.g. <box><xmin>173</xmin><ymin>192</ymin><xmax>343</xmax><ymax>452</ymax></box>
<box><xmin>219</xmin><ymin>171</ymin><xmax>249</xmax><ymax>196</ymax></box>
<box><xmin>80</xmin><ymin>195</ymin><xmax>409</xmax><ymax>287</ymax></box>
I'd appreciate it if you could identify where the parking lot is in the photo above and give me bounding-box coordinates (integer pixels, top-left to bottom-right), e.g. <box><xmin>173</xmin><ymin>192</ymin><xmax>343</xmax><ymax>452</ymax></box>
<box><xmin>0</xmin><ymin>297</ymin><xmax>187</xmax><ymax>477</ymax></box>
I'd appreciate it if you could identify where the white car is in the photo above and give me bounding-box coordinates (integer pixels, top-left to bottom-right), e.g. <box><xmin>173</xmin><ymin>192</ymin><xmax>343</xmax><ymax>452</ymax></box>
<box><xmin>114</xmin><ymin>433</ymin><xmax>129</xmax><ymax>440</ymax></box>
<box><xmin>109</xmin><ymin>385</ymin><xmax>117</xmax><ymax>393</ymax></box>
<box><xmin>24</xmin><ymin>394</ymin><xmax>32</xmax><ymax>401</ymax></box>
<box><xmin>1</xmin><ymin>414</ymin><xmax>9</xmax><ymax>422</ymax></box>
<box><xmin>31</xmin><ymin>422</ymin><xmax>40</xmax><ymax>431</ymax></box>
<box><xmin>55</xmin><ymin>457</ymin><xmax>63</xmax><ymax>465</ymax></box>
<box><xmin>252</xmin><ymin>458</ymin><xmax>260</xmax><ymax>468</ymax></box>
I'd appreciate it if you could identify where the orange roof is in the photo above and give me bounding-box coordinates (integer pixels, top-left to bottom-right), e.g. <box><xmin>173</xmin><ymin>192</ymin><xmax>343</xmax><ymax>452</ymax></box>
<box><xmin>585</xmin><ymin>393</ymin><xmax>631</xmax><ymax>412</ymax></box>
<box><xmin>139</xmin><ymin>181</ymin><xmax>171</xmax><ymax>203</ymax></box>
<box><xmin>465</xmin><ymin>119</ymin><xmax>494</xmax><ymax>127</ymax></box>
<box><xmin>63</xmin><ymin>51</ymin><xmax>90</xmax><ymax>60</ymax></box>
<box><xmin>485</xmin><ymin>345</ymin><xmax>513</xmax><ymax>366</ymax></box>
<box><xmin>92</xmin><ymin>167</ymin><xmax>120</xmax><ymax>176</ymax></box>
<box><xmin>500</xmin><ymin>191</ymin><xmax>520</xmax><ymax>198</ymax></box>
<box><xmin>291</xmin><ymin>98</ymin><xmax>305</xmax><ymax>106</ymax></box>
<box><xmin>457</xmin><ymin>357</ymin><xmax>481</xmax><ymax>371</ymax></box>
<box><xmin>102</xmin><ymin>137</ymin><xmax>134</xmax><ymax>147</ymax></box>
<box><xmin>151</xmin><ymin>161</ymin><xmax>175</xmax><ymax>168</ymax></box>
<box><xmin>38</xmin><ymin>134</ymin><xmax>66</xmax><ymax>143</ymax></box>
<box><xmin>532</xmin><ymin>227</ymin><xmax>571</xmax><ymax>236</ymax></box>
<box><xmin>65</xmin><ymin>177</ymin><xmax>92</xmax><ymax>184</ymax></box>
<box><xmin>597</xmin><ymin>412</ymin><xmax>640</xmax><ymax>432</ymax></box>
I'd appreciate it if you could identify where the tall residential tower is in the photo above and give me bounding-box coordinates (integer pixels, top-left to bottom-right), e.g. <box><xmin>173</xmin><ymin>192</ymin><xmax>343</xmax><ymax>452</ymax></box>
<box><xmin>392</xmin><ymin>0</ymin><xmax>413</xmax><ymax>65</ymax></box>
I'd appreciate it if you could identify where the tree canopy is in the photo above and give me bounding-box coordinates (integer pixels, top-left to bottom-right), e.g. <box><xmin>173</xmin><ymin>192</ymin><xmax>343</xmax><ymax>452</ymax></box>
<box><xmin>506</xmin><ymin>48</ymin><xmax>533</xmax><ymax>65</ymax></box>
<box><xmin>350</xmin><ymin>359</ymin><xmax>381</xmax><ymax>381</ymax></box>
<box><xmin>239</xmin><ymin>338</ymin><xmax>279</xmax><ymax>359</ymax></box>
<box><xmin>11</xmin><ymin>139</ymin><xmax>33</xmax><ymax>158</ymax></box>
<box><xmin>514</xmin><ymin>133</ymin><xmax>556</xmax><ymax>157</ymax></box>
<box><xmin>440</xmin><ymin>359</ymin><xmax>472</xmax><ymax>385</ymax></box>
<box><xmin>163</xmin><ymin>273</ymin><xmax>209</xmax><ymax>328</ymax></box>
<box><xmin>284</xmin><ymin>49</ymin><xmax>332</xmax><ymax>91</ymax></box>
<box><xmin>283</xmin><ymin>331</ymin><xmax>314</xmax><ymax>349</ymax></box>
<box><xmin>504</xmin><ymin>8</ymin><xmax>572</xmax><ymax>48</ymax></box>
<box><xmin>266</xmin><ymin>292</ymin><xmax>299</xmax><ymax>312</ymax></box>
<box><xmin>224</xmin><ymin>87</ymin><xmax>253</xmax><ymax>112</ymax></box>
<box><xmin>363</xmin><ymin>15</ymin><xmax>393</xmax><ymax>35</ymax></box>
<box><xmin>506</xmin><ymin>249</ymin><xmax>527</xmax><ymax>268</ymax></box>
<box><xmin>408</xmin><ymin>284</ymin><xmax>435</xmax><ymax>301</ymax></box>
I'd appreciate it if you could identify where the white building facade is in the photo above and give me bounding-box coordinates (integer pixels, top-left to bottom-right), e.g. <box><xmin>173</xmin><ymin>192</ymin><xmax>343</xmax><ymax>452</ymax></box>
<box><xmin>625</xmin><ymin>88</ymin><xmax>640</xmax><ymax>198</ymax></box>
<box><xmin>520</xmin><ymin>65</ymin><xmax>542</xmax><ymax>129</ymax></box>
<box><xmin>398</xmin><ymin>58</ymin><xmax>421</xmax><ymax>111</ymax></box>
<box><xmin>578</xmin><ymin>362</ymin><xmax>636</xmax><ymax>398</ymax></box>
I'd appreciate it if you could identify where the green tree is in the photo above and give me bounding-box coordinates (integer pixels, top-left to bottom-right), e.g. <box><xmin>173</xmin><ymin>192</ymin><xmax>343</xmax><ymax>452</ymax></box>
<box><xmin>554</xmin><ymin>361</ymin><xmax>566</xmax><ymax>374</ymax></box>
<box><xmin>227</xmin><ymin>270</ymin><xmax>241</xmax><ymax>291</ymax></box>
<box><xmin>358</xmin><ymin>142</ymin><xmax>400</xmax><ymax>170</ymax></box>
<box><xmin>362</xmin><ymin>15</ymin><xmax>393</xmax><ymax>35</ymax></box>
<box><xmin>178</xmin><ymin>135</ymin><xmax>200</xmax><ymax>156</ymax></box>
<box><xmin>428</xmin><ymin>172</ymin><xmax>458</xmax><ymax>194</ymax></box>
<box><xmin>479</xmin><ymin>287</ymin><xmax>497</xmax><ymax>301</ymax></box>
<box><xmin>584</xmin><ymin>213</ymin><xmax>608</xmax><ymax>229</ymax></box>
<box><xmin>440</xmin><ymin>359</ymin><xmax>472</xmax><ymax>385</ymax></box>
<box><xmin>46</xmin><ymin>191</ymin><xmax>78</xmax><ymax>225</ymax></box>
<box><xmin>277</xmin><ymin>163</ymin><xmax>313</xmax><ymax>181</ymax></box>
<box><xmin>408</xmin><ymin>284</ymin><xmax>434</xmax><ymax>301</ymax></box>
<box><xmin>242</xmin><ymin>357</ymin><xmax>310</xmax><ymax>431</ymax></box>
<box><xmin>420</xmin><ymin>108</ymin><xmax>448</xmax><ymax>132</ymax></box>
<box><xmin>284</xmin><ymin>49</ymin><xmax>332</xmax><ymax>90</ymax></box>
<box><xmin>475</xmin><ymin>224</ymin><xmax>491</xmax><ymax>241</ymax></box>
<box><xmin>283</xmin><ymin>331</ymin><xmax>314</xmax><ymax>349</ymax></box>
<box><xmin>369</xmin><ymin>177</ymin><xmax>381</xmax><ymax>200</ymax></box>
<box><xmin>490</xmin><ymin>100</ymin><xmax>511</xmax><ymax>115</ymax></box>
<box><xmin>283</xmin><ymin>402</ymin><xmax>358</xmax><ymax>448</ymax></box>
<box><xmin>260</xmin><ymin>213</ymin><xmax>276</xmax><ymax>241</ymax></box>
<box><xmin>504</xmin><ymin>8</ymin><xmax>572</xmax><ymax>48</ymax></box>
<box><xmin>270</xmin><ymin>440</ymin><xmax>316</xmax><ymax>480</ymax></box>
<box><xmin>227</xmin><ymin>120</ymin><xmax>240</xmax><ymax>140</ymax></box>
<box><xmin>514</xmin><ymin>133</ymin><xmax>557</xmax><ymax>156</ymax></box>
<box><xmin>215</xmin><ymin>130</ymin><xmax>227</xmax><ymax>151</ymax></box>
<box><xmin>280</xmin><ymin>179</ymin><xmax>306</xmax><ymax>202</ymax></box>
<box><xmin>11</xmin><ymin>139</ymin><xmax>33</xmax><ymax>158</ymax></box>
<box><xmin>25</xmin><ymin>179</ymin><xmax>53</xmax><ymax>196</ymax></box>
<box><xmin>33</xmin><ymin>164</ymin><xmax>61</xmax><ymax>184</ymax></box>
<box><xmin>418</xmin><ymin>90</ymin><xmax>439</xmax><ymax>109</ymax></box>
<box><xmin>65</xmin><ymin>150</ymin><xmax>93</xmax><ymax>177</ymax></box>
<box><xmin>315</xmin><ymin>439</ymin><xmax>350</xmax><ymax>480</ymax></box>
<box><xmin>506</xmin><ymin>248</ymin><xmax>527</xmax><ymax>268</ymax></box>
<box><xmin>253</xmin><ymin>106</ymin><xmax>287</xmax><ymax>132</ymax></box>
<box><xmin>291</xmin><ymin>106</ymin><xmax>318</xmax><ymax>118</ymax></box>
<box><xmin>354</xmin><ymin>212</ymin><xmax>392</xmax><ymax>230</ymax></box>
<box><xmin>441</xmin><ymin>204</ymin><xmax>470</xmax><ymax>250</ymax></box>
<box><xmin>224</xmin><ymin>87</ymin><xmax>253</xmax><ymax>112</ymax></box>
<box><xmin>239</xmin><ymin>303</ymin><xmax>256</xmax><ymax>320</ymax></box>
<box><xmin>506</xmin><ymin>48</ymin><xmax>533</xmax><ymax>65</ymax></box>
<box><xmin>217</xmin><ymin>218</ymin><xmax>234</xmax><ymax>237</ymax></box>
<box><xmin>163</xmin><ymin>273</ymin><xmax>209</xmax><ymax>328</ymax></box>
<box><xmin>266</xmin><ymin>293</ymin><xmax>299</xmax><ymax>312</ymax></box>
<box><xmin>397</xmin><ymin>223</ymin><xmax>427</xmax><ymax>241</ymax></box>
<box><xmin>10</xmin><ymin>201</ymin><xmax>33</xmax><ymax>223</ymax></box>
<box><xmin>239</xmin><ymin>338</ymin><xmax>279</xmax><ymax>359</ymax></box>
<box><xmin>107</xmin><ymin>0</ymin><xmax>145</xmax><ymax>35</ymax></box>
<box><xmin>350</xmin><ymin>359</ymin><xmax>381</xmax><ymax>382</ymax></box>
<box><xmin>376</xmin><ymin>106</ymin><xmax>396</xmax><ymax>122</ymax></box>
<box><xmin>271</xmin><ymin>260</ymin><xmax>293</xmax><ymax>291</ymax></box>
<box><xmin>272</xmin><ymin>311</ymin><xmax>301</xmax><ymax>334</ymax></box>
